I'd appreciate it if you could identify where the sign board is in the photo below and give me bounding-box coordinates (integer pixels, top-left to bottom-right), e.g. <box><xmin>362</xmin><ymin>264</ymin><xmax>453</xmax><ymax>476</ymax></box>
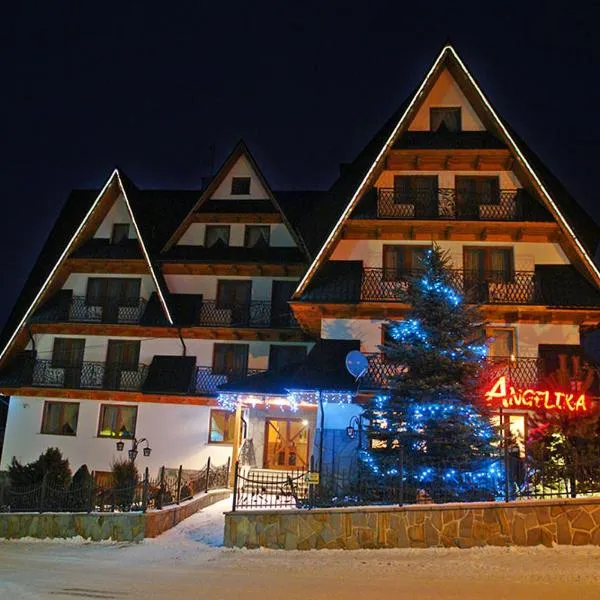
<box><xmin>305</xmin><ymin>472</ymin><xmax>320</xmax><ymax>485</ymax></box>
<box><xmin>484</xmin><ymin>376</ymin><xmax>590</xmax><ymax>414</ymax></box>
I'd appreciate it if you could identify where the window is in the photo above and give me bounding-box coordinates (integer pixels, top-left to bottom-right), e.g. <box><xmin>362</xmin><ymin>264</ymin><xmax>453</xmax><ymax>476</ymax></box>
<box><xmin>456</xmin><ymin>177</ymin><xmax>500</xmax><ymax>213</ymax></box>
<box><xmin>204</xmin><ymin>225</ymin><xmax>230</xmax><ymax>248</ymax></box>
<box><xmin>487</xmin><ymin>328</ymin><xmax>515</xmax><ymax>358</ymax></box>
<box><xmin>538</xmin><ymin>345</ymin><xmax>585</xmax><ymax>380</ymax></box>
<box><xmin>463</xmin><ymin>247</ymin><xmax>514</xmax><ymax>282</ymax></box>
<box><xmin>231</xmin><ymin>177</ymin><xmax>251</xmax><ymax>195</ymax></box>
<box><xmin>393</xmin><ymin>176</ymin><xmax>438</xmax><ymax>217</ymax></box>
<box><xmin>98</xmin><ymin>404</ymin><xmax>138</xmax><ymax>438</ymax></box>
<box><xmin>269</xmin><ymin>345</ymin><xmax>307</xmax><ymax>371</ymax></box>
<box><xmin>430</xmin><ymin>107</ymin><xmax>461</xmax><ymax>132</ymax></box>
<box><xmin>86</xmin><ymin>278</ymin><xmax>141</xmax><ymax>308</ymax></box>
<box><xmin>213</xmin><ymin>343</ymin><xmax>249</xmax><ymax>375</ymax></box>
<box><xmin>382</xmin><ymin>245</ymin><xmax>431</xmax><ymax>280</ymax></box>
<box><xmin>111</xmin><ymin>223</ymin><xmax>130</xmax><ymax>244</ymax></box>
<box><xmin>244</xmin><ymin>225</ymin><xmax>270</xmax><ymax>248</ymax></box>
<box><xmin>216</xmin><ymin>280</ymin><xmax>252</xmax><ymax>323</ymax></box>
<box><xmin>51</xmin><ymin>338</ymin><xmax>85</xmax><ymax>369</ymax></box>
<box><xmin>41</xmin><ymin>401</ymin><xmax>79</xmax><ymax>436</ymax></box>
<box><xmin>104</xmin><ymin>340</ymin><xmax>140</xmax><ymax>389</ymax></box>
<box><xmin>209</xmin><ymin>410</ymin><xmax>235</xmax><ymax>443</ymax></box>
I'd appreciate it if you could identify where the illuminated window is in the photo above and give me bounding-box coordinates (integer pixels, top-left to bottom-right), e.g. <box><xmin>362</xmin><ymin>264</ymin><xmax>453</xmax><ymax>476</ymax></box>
<box><xmin>111</xmin><ymin>223</ymin><xmax>130</xmax><ymax>244</ymax></box>
<box><xmin>98</xmin><ymin>404</ymin><xmax>137</xmax><ymax>438</ymax></box>
<box><xmin>487</xmin><ymin>328</ymin><xmax>515</xmax><ymax>358</ymax></box>
<box><xmin>231</xmin><ymin>177</ymin><xmax>251</xmax><ymax>195</ymax></box>
<box><xmin>41</xmin><ymin>401</ymin><xmax>79</xmax><ymax>436</ymax></box>
<box><xmin>430</xmin><ymin>107</ymin><xmax>461</xmax><ymax>132</ymax></box>
<box><xmin>209</xmin><ymin>410</ymin><xmax>235</xmax><ymax>443</ymax></box>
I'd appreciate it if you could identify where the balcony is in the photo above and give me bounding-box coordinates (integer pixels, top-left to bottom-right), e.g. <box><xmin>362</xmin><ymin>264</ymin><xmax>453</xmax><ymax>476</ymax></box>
<box><xmin>361</xmin><ymin>268</ymin><xmax>540</xmax><ymax>305</ymax></box>
<box><xmin>198</xmin><ymin>301</ymin><xmax>298</xmax><ymax>328</ymax></box>
<box><xmin>194</xmin><ymin>366</ymin><xmax>266</xmax><ymax>394</ymax></box>
<box><xmin>0</xmin><ymin>359</ymin><xmax>148</xmax><ymax>391</ymax></box>
<box><xmin>371</xmin><ymin>188</ymin><xmax>551</xmax><ymax>221</ymax></box>
<box><xmin>32</xmin><ymin>296</ymin><xmax>148</xmax><ymax>325</ymax></box>
<box><xmin>362</xmin><ymin>354</ymin><xmax>543</xmax><ymax>391</ymax></box>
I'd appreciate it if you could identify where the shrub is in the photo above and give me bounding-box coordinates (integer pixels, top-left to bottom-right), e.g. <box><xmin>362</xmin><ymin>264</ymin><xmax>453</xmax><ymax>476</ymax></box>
<box><xmin>110</xmin><ymin>459</ymin><xmax>139</xmax><ymax>510</ymax></box>
<box><xmin>8</xmin><ymin>447</ymin><xmax>71</xmax><ymax>488</ymax></box>
<box><xmin>69</xmin><ymin>465</ymin><xmax>93</xmax><ymax>511</ymax></box>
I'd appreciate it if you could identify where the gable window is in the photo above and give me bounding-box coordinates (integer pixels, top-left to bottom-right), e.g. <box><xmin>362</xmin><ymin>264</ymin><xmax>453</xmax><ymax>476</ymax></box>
<box><xmin>86</xmin><ymin>278</ymin><xmax>142</xmax><ymax>317</ymax></box>
<box><xmin>209</xmin><ymin>409</ymin><xmax>235</xmax><ymax>444</ymax></box>
<box><xmin>231</xmin><ymin>177</ymin><xmax>251</xmax><ymax>195</ymax></box>
<box><xmin>456</xmin><ymin>176</ymin><xmax>500</xmax><ymax>217</ymax></box>
<box><xmin>205</xmin><ymin>225</ymin><xmax>230</xmax><ymax>248</ymax></box>
<box><xmin>213</xmin><ymin>343</ymin><xmax>249</xmax><ymax>375</ymax></box>
<box><xmin>216</xmin><ymin>280</ymin><xmax>252</xmax><ymax>325</ymax></box>
<box><xmin>430</xmin><ymin>107</ymin><xmax>461</xmax><ymax>132</ymax></box>
<box><xmin>41</xmin><ymin>401</ymin><xmax>79</xmax><ymax>436</ymax></box>
<box><xmin>111</xmin><ymin>223</ymin><xmax>130</xmax><ymax>244</ymax></box>
<box><xmin>487</xmin><ymin>328</ymin><xmax>515</xmax><ymax>358</ymax></box>
<box><xmin>51</xmin><ymin>338</ymin><xmax>85</xmax><ymax>388</ymax></box>
<box><xmin>269</xmin><ymin>345</ymin><xmax>307</xmax><ymax>371</ymax></box>
<box><xmin>393</xmin><ymin>176</ymin><xmax>438</xmax><ymax>217</ymax></box>
<box><xmin>244</xmin><ymin>225</ymin><xmax>270</xmax><ymax>248</ymax></box>
<box><xmin>98</xmin><ymin>404</ymin><xmax>138</xmax><ymax>438</ymax></box>
<box><xmin>382</xmin><ymin>245</ymin><xmax>431</xmax><ymax>281</ymax></box>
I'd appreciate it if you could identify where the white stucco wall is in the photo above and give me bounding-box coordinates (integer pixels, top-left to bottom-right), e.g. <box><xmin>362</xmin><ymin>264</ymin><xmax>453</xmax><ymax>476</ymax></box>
<box><xmin>321</xmin><ymin>318</ymin><xmax>384</xmax><ymax>353</ymax></box>
<box><xmin>93</xmin><ymin>195</ymin><xmax>137</xmax><ymax>240</ymax></box>
<box><xmin>0</xmin><ymin>396</ymin><xmax>232</xmax><ymax>476</ymax></box>
<box><xmin>330</xmin><ymin>240</ymin><xmax>570</xmax><ymax>271</ymax></box>
<box><xmin>164</xmin><ymin>275</ymin><xmax>299</xmax><ymax>301</ymax></box>
<box><xmin>408</xmin><ymin>68</ymin><xmax>485</xmax><ymax>132</ymax></box>
<box><xmin>211</xmin><ymin>155</ymin><xmax>268</xmax><ymax>200</ymax></box>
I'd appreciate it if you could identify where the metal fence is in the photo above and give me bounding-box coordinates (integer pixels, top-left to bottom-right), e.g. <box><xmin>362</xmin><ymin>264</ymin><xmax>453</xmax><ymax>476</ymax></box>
<box><xmin>0</xmin><ymin>458</ymin><xmax>230</xmax><ymax>513</ymax></box>
<box><xmin>198</xmin><ymin>300</ymin><xmax>298</xmax><ymax>328</ymax></box>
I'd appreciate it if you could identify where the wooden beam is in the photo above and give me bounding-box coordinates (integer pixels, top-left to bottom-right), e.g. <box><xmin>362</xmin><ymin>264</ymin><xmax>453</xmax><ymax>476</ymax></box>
<box><xmin>192</xmin><ymin>213</ymin><xmax>281</xmax><ymax>224</ymax></box>
<box><xmin>161</xmin><ymin>263</ymin><xmax>306</xmax><ymax>276</ymax></box>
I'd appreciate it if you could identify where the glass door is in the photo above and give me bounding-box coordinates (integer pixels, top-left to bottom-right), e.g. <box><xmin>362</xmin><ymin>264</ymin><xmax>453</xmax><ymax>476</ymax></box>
<box><xmin>263</xmin><ymin>419</ymin><xmax>310</xmax><ymax>470</ymax></box>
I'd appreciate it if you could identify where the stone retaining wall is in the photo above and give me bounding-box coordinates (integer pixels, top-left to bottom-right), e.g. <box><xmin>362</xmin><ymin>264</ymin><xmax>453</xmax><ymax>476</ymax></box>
<box><xmin>0</xmin><ymin>489</ymin><xmax>230</xmax><ymax>542</ymax></box>
<box><xmin>224</xmin><ymin>497</ymin><xmax>600</xmax><ymax>550</ymax></box>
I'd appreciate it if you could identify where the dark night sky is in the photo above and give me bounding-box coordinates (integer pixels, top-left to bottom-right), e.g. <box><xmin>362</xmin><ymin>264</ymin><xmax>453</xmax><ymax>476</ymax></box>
<box><xmin>1</xmin><ymin>3</ymin><xmax>599</xmax><ymax>327</ymax></box>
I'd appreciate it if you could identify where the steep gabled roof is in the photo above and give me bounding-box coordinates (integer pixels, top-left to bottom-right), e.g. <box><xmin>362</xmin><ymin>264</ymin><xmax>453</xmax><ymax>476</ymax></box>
<box><xmin>293</xmin><ymin>45</ymin><xmax>600</xmax><ymax>299</ymax></box>
<box><xmin>163</xmin><ymin>140</ymin><xmax>309</xmax><ymax>257</ymax></box>
<box><xmin>0</xmin><ymin>169</ymin><xmax>177</xmax><ymax>364</ymax></box>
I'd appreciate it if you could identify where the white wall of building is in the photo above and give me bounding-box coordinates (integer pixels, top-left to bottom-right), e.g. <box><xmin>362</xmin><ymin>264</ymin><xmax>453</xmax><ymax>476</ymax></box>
<box><xmin>211</xmin><ymin>154</ymin><xmax>269</xmax><ymax>200</ymax></box>
<box><xmin>93</xmin><ymin>195</ymin><xmax>137</xmax><ymax>240</ymax></box>
<box><xmin>0</xmin><ymin>396</ymin><xmax>231</xmax><ymax>476</ymax></box>
<box><xmin>164</xmin><ymin>275</ymin><xmax>300</xmax><ymax>301</ymax></box>
<box><xmin>321</xmin><ymin>318</ymin><xmax>384</xmax><ymax>353</ymax></box>
<box><xmin>408</xmin><ymin>68</ymin><xmax>485</xmax><ymax>132</ymax></box>
<box><xmin>331</xmin><ymin>240</ymin><xmax>570</xmax><ymax>271</ymax></box>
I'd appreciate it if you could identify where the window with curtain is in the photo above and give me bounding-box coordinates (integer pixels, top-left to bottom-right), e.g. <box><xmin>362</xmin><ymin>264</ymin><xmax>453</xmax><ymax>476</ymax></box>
<box><xmin>269</xmin><ymin>345</ymin><xmax>307</xmax><ymax>371</ymax></box>
<box><xmin>231</xmin><ymin>177</ymin><xmax>251</xmax><ymax>195</ymax></box>
<box><xmin>98</xmin><ymin>405</ymin><xmax>137</xmax><ymax>438</ymax></box>
<box><xmin>244</xmin><ymin>225</ymin><xmax>270</xmax><ymax>248</ymax></box>
<box><xmin>111</xmin><ymin>223</ymin><xmax>130</xmax><ymax>244</ymax></box>
<box><xmin>41</xmin><ymin>402</ymin><xmax>79</xmax><ymax>436</ymax></box>
<box><xmin>213</xmin><ymin>344</ymin><xmax>249</xmax><ymax>375</ymax></box>
<box><xmin>209</xmin><ymin>410</ymin><xmax>235</xmax><ymax>443</ymax></box>
<box><xmin>204</xmin><ymin>225</ymin><xmax>231</xmax><ymax>248</ymax></box>
<box><xmin>105</xmin><ymin>340</ymin><xmax>140</xmax><ymax>370</ymax></box>
<box><xmin>463</xmin><ymin>248</ymin><xmax>513</xmax><ymax>282</ymax></box>
<box><xmin>86</xmin><ymin>278</ymin><xmax>141</xmax><ymax>307</ymax></box>
<box><xmin>383</xmin><ymin>245</ymin><xmax>431</xmax><ymax>280</ymax></box>
<box><xmin>393</xmin><ymin>176</ymin><xmax>438</xmax><ymax>214</ymax></box>
<box><xmin>430</xmin><ymin>107</ymin><xmax>462</xmax><ymax>132</ymax></box>
<box><xmin>487</xmin><ymin>328</ymin><xmax>515</xmax><ymax>358</ymax></box>
<box><xmin>456</xmin><ymin>176</ymin><xmax>500</xmax><ymax>207</ymax></box>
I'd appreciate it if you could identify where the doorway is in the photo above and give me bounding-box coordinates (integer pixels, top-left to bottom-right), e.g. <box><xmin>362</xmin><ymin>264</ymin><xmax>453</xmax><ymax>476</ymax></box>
<box><xmin>263</xmin><ymin>419</ymin><xmax>310</xmax><ymax>470</ymax></box>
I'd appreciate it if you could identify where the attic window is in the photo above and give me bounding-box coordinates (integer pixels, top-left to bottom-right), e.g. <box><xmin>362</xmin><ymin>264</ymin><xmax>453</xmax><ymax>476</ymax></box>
<box><xmin>205</xmin><ymin>225</ymin><xmax>230</xmax><ymax>248</ymax></box>
<box><xmin>430</xmin><ymin>107</ymin><xmax>461</xmax><ymax>133</ymax></box>
<box><xmin>111</xmin><ymin>223</ymin><xmax>130</xmax><ymax>244</ymax></box>
<box><xmin>244</xmin><ymin>225</ymin><xmax>270</xmax><ymax>248</ymax></box>
<box><xmin>231</xmin><ymin>177</ymin><xmax>251</xmax><ymax>195</ymax></box>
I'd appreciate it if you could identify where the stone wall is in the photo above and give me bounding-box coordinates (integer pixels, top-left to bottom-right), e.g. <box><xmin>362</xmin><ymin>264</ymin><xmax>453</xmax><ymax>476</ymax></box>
<box><xmin>0</xmin><ymin>489</ymin><xmax>230</xmax><ymax>542</ymax></box>
<box><xmin>224</xmin><ymin>497</ymin><xmax>600</xmax><ymax>550</ymax></box>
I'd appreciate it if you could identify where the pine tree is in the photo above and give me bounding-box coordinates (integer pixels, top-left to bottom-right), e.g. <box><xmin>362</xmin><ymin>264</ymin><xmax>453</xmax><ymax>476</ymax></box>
<box><xmin>361</xmin><ymin>245</ymin><xmax>502</xmax><ymax>502</ymax></box>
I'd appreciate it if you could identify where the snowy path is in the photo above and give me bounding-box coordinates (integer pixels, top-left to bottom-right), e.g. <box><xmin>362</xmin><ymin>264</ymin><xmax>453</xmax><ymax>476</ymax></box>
<box><xmin>2</xmin><ymin>499</ymin><xmax>600</xmax><ymax>599</ymax></box>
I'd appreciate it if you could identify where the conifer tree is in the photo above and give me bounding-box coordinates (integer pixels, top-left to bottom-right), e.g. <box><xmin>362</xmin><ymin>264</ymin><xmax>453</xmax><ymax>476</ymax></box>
<box><xmin>361</xmin><ymin>245</ymin><xmax>502</xmax><ymax>502</ymax></box>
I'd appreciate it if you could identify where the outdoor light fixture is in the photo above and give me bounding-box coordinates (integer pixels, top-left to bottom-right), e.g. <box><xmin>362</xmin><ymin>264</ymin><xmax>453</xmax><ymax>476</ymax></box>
<box><xmin>346</xmin><ymin>415</ymin><xmax>361</xmax><ymax>440</ymax></box>
<box><xmin>116</xmin><ymin>437</ymin><xmax>152</xmax><ymax>462</ymax></box>
<box><xmin>143</xmin><ymin>446</ymin><xmax>152</xmax><ymax>457</ymax></box>
<box><xmin>115</xmin><ymin>440</ymin><xmax>125</xmax><ymax>452</ymax></box>
<box><xmin>128</xmin><ymin>449</ymin><xmax>138</xmax><ymax>461</ymax></box>
<box><xmin>346</xmin><ymin>426</ymin><xmax>356</xmax><ymax>439</ymax></box>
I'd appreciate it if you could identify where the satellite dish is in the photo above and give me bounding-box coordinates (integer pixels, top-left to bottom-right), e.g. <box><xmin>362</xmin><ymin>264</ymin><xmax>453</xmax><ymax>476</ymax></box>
<box><xmin>346</xmin><ymin>350</ymin><xmax>368</xmax><ymax>380</ymax></box>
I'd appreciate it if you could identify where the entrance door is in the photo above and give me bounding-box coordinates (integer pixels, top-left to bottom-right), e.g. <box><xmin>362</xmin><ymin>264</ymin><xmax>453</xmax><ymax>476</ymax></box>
<box><xmin>270</xmin><ymin>281</ymin><xmax>296</xmax><ymax>327</ymax></box>
<box><xmin>264</xmin><ymin>419</ymin><xmax>310</xmax><ymax>470</ymax></box>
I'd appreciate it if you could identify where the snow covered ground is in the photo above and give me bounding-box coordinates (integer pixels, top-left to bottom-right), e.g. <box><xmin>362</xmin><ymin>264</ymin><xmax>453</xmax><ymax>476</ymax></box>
<box><xmin>1</xmin><ymin>498</ymin><xmax>600</xmax><ymax>599</ymax></box>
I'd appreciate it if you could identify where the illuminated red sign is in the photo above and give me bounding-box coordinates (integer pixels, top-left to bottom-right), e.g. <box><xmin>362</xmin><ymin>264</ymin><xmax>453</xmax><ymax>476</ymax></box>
<box><xmin>485</xmin><ymin>376</ymin><xmax>590</xmax><ymax>413</ymax></box>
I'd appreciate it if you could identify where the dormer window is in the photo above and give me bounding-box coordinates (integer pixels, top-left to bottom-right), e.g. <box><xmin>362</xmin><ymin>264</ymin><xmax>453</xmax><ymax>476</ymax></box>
<box><xmin>231</xmin><ymin>177</ymin><xmax>251</xmax><ymax>195</ymax></box>
<box><xmin>111</xmin><ymin>223</ymin><xmax>130</xmax><ymax>244</ymax></box>
<box><xmin>205</xmin><ymin>225</ymin><xmax>230</xmax><ymax>248</ymax></box>
<box><xmin>430</xmin><ymin>107</ymin><xmax>461</xmax><ymax>132</ymax></box>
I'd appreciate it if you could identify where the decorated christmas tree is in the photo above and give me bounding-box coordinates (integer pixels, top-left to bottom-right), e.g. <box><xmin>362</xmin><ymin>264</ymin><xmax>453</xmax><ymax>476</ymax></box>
<box><xmin>360</xmin><ymin>245</ymin><xmax>502</xmax><ymax>502</ymax></box>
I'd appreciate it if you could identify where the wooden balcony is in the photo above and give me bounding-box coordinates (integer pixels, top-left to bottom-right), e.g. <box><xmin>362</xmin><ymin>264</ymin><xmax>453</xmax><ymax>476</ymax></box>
<box><xmin>198</xmin><ymin>301</ymin><xmax>298</xmax><ymax>329</ymax></box>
